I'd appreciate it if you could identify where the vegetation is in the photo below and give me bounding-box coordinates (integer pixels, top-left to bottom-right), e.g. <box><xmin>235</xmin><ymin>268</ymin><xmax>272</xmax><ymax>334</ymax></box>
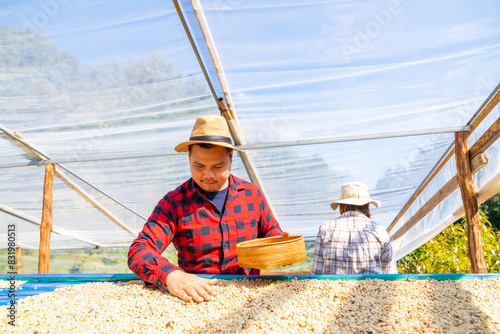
<box><xmin>0</xmin><ymin>246</ymin><xmax>178</xmax><ymax>275</ymax></box>
<box><xmin>480</xmin><ymin>193</ymin><xmax>500</xmax><ymax>230</ymax></box>
<box><xmin>398</xmin><ymin>213</ymin><xmax>500</xmax><ymax>273</ymax></box>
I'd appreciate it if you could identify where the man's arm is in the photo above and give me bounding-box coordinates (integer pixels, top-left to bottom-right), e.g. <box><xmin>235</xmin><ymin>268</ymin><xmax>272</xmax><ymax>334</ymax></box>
<box><xmin>128</xmin><ymin>197</ymin><xmax>217</xmax><ymax>302</ymax></box>
<box><xmin>127</xmin><ymin>198</ymin><xmax>180</xmax><ymax>289</ymax></box>
<box><xmin>381</xmin><ymin>242</ymin><xmax>394</xmax><ymax>274</ymax></box>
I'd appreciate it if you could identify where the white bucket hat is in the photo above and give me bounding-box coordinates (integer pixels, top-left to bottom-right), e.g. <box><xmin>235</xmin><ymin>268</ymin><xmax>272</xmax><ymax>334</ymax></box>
<box><xmin>330</xmin><ymin>182</ymin><xmax>381</xmax><ymax>211</ymax></box>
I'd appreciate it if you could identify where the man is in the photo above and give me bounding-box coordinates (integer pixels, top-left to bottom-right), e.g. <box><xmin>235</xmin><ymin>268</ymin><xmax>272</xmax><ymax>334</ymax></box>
<box><xmin>128</xmin><ymin>115</ymin><xmax>285</xmax><ymax>302</ymax></box>
<box><xmin>312</xmin><ymin>182</ymin><xmax>394</xmax><ymax>275</ymax></box>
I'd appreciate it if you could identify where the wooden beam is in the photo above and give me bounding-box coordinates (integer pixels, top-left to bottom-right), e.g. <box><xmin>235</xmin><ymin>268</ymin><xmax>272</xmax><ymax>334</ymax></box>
<box><xmin>38</xmin><ymin>163</ymin><xmax>55</xmax><ymax>274</ymax></box>
<box><xmin>391</xmin><ymin>116</ymin><xmax>499</xmax><ymax>240</ymax></box>
<box><xmin>387</xmin><ymin>148</ymin><xmax>454</xmax><ymax>233</ymax></box>
<box><xmin>16</xmin><ymin>248</ymin><xmax>22</xmax><ymax>274</ymax></box>
<box><xmin>455</xmin><ymin>132</ymin><xmax>487</xmax><ymax>273</ymax></box>
<box><xmin>388</xmin><ymin>83</ymin><xmax>500</xmax><ymax>233</ymax></box>
<box><xmin>451</xmin><ymin>171</ymin><xmax>500</xmax><ymax>222</ymax></box>
<box><xmin>390</xmin><ymin>153</ymin><xmax>489</xmax><ymax>241</ymax></box>
<box><xmin>218</xmin><ymin>97</ymin><xmax>278</xmax><ymax>220</ymax></box>
<box><xmin>188</xmin><ymin>0</ymin><xmax>245</xmax><ymax>141</ymax></box>
<box><xmin>0</xmin><ymin>239</ymin><xmax>33</xmax><ymax>250</ymax></box>
<box><xmin>469</xmin><ymin>117</ymin><xmax>500</xmax><ymax>159</ymax></box>
<box><xmin>470</xmin><ymin>152</ymin><xmax>490</xmax><ymax>174</ymax></box>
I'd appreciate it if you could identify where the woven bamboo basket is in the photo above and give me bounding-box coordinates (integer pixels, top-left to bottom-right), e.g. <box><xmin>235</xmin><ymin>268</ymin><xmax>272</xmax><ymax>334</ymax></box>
<box><xmin>236</xmin><ymin>235</ymin><xmax>307</xmax><ymax>270</ymax></box>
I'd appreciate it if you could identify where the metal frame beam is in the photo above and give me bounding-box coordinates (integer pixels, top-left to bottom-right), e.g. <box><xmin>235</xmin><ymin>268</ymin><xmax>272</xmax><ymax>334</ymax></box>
<box><xmin>0</xmin><ymin>125</ymin><xmax>141</xmax><ymax>236</ymax></box>
<box><xmin>0</xmin><ymin>203</ymin><xmax>104</xmax><ymax>248</ymax></box>
<box><xmin>390</xmin><ymin>153</ymin><xmax>489</xmax><ymax>241</ymax></box>
<box><xmin>173</xmin><ymin>0</ymin><xmax>278</xmax><ymax>218</ymax></box>
<box><xmin>387</xmin><ymin>82</ymin><xmax>500</xmax><ymax>234</ymax></box>
<box><xmin>0</xmin><ymin>126</ymin><xmax>471</xmax><ymax>168</ymax></box>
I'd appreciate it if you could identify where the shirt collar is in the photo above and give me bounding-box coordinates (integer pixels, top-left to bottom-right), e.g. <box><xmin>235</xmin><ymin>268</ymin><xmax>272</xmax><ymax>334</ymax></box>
<box><xmin>226</xmin><ymin>175</ymin><xmax>242</xmax><ymax>203</ymax></box>
<box><xmin>341</xmin><ymin>210</ymin><xmax>368</xmax><ymax>218</ymax></box>
<box><xmin>187</xmin><ymin>174</ymin><xmax>240</xmax><ymax>202</ymax></box>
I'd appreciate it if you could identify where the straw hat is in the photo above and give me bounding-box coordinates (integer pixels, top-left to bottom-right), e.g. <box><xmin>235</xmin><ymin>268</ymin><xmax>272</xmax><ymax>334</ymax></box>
<box><xmin>174</xmin><ymin>115</ymin><xmax>243</xmax><ymax>152</ymax></box>
<box><xmin>330</xmin><ymin>182</ymin><xmax>381</xmax><ymax>211</ymax></box>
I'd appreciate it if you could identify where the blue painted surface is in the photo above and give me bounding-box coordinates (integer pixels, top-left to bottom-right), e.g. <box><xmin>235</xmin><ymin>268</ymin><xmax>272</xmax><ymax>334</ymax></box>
<box><xmin>1</xmin><ymin>281</ymin><xmax>95</xmax><ymax>306</ymax></box>
<box><xmin>0</xmin><ymin>274</ymin><xmax>137</xmax><ymax>305</ymax></box>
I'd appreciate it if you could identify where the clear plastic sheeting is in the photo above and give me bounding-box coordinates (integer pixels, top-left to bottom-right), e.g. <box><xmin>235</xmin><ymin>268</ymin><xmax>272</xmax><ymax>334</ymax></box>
<box><xmin>392</xmin><ymin>109</ymin><xmax>500</xmax><ymax>259</ymax></box>
<box><xmin>0</xmin><ymin>0</ymin><xmax>221</xmax><ymax>249</ymax></box>
<box><xmin>392</xmin><ymin>138</ymin><xmax>500</xmax><ymax>260</ymax></box>
<box><xmin>0</xmin><ymin>167</ymin><xmax>44</xmax><ymax>219</ymax></box>
<box><xmin>1</xmin><ymin>0</ymin><xmax>218</xmax><ymax>160</ymax></box>
<box><xmin>245</xmin><ymin>133</ymin><xmax>452</xmax><ymax>236</ymax></box>
<box><xmin>185</xmin><ymin>0</ymin><xmax>500</xmax><ymax>141</ymax></box>
<box><xmin>0</xmin><ymin>0</ymin><xmax>499</xmax><ymax>264</ymax></box>
<box><xmin>0</xmin><ymin>134</ymin><xmax>33</xmax><ymax>165</ymax></box>
<box><xmin>1</xmin><ymin>80</ymin><xmax>216</xmax><ymax>159</ymax></box>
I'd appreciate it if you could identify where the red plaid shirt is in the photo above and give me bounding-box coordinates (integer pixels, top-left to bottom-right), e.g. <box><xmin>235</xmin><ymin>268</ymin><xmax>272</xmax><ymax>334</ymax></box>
<box><xmin>128</xmin><ymin>175</ymin><xmax>283</xmax><ymax>289</ymax></box>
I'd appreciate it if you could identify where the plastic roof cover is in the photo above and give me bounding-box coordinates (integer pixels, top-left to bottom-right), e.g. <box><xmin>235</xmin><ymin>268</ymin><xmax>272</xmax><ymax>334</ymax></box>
<box><xmin>0</xmin><ymin>0</ymin><xmax>499</xmax><ymax>260</ymax></box>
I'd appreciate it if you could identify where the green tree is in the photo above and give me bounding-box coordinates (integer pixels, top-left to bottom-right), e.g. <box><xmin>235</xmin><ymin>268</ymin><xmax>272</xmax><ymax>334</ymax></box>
<box><xmin>480</xmin><ymin>194</ymin><xmax>500</xmax><ymax>231</ymax></box>
<box><xmin>69</xmin><ymin>261</ymin><xmax>84</xmax><ymax>274</ymax></box>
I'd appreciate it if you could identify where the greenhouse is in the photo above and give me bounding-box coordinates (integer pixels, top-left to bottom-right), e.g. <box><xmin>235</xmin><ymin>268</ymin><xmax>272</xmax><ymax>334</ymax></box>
<box><xmin>1</xmin><ymin>0</ymin><xmax>499</xmax><ymax>333</ymax></box>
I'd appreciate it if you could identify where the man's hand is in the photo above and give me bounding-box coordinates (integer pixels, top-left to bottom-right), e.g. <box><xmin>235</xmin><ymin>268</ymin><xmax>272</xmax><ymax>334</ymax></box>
<box><xmin>283</xmin><ymin>231</ymin><xmax>290</xmax><ymax>237</ymax></box>
<box><xmin>165</xmin><ymin>270</ymin><xmax>217</xmax><ymax>303</ymax></box>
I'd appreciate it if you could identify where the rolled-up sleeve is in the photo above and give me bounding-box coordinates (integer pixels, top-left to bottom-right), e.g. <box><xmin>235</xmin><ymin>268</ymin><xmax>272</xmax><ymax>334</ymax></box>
<box><xmin>127</xmin><ymin>197</ymin><xmax>182</xmax><ymax>289</ymax></box>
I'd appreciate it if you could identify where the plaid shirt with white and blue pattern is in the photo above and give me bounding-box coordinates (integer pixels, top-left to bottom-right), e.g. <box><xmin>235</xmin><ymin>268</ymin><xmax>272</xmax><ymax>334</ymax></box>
<box><xmin>312</xmin><ymin>211</ymin><xmax>393</xmax><ymax>275</ymax></box>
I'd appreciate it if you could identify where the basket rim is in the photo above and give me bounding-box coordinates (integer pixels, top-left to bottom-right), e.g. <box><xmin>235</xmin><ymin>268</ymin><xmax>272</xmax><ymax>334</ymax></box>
<box><xmin>236</xmin><ymin>235</ymin><xmax>303</xmax><ymax>248</ymax></box>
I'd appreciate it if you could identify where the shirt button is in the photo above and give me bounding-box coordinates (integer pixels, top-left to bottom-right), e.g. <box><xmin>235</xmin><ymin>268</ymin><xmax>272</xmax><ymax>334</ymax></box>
<box><xmin>223</xmin><ymin>241</ymin><xmax>229</xmax><ymax>248</ymax></box>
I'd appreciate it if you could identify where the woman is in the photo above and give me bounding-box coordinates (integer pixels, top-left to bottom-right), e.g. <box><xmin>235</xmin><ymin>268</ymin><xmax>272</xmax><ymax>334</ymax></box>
<box><xmin>312</xmin><ymin>182</ymin><xmax>394</xmax><ymax>274</ymax></box>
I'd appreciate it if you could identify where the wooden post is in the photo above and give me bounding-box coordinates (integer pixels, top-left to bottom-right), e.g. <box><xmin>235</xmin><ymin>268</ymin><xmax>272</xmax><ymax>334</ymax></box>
<box><xmin>16</xmin><ymin>248</ymin><xmax>22</xmax><ymax>274</ymax></box>
<box><xmin>454</xmin><ymin>132</ymin><xmax>487</xmax><ymax>273</ymax></box>
<box><xmin>39</xmin><ymin>163</ymin><xmax>55</xmax><ymax>274</ymax></box>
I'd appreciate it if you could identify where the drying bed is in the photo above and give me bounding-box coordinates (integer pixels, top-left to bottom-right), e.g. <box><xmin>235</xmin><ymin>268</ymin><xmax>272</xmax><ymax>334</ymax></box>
<box><xmin>1</xmin><ymin>274</ymin><xmax>499</xmax><ymax>333</ymax></box>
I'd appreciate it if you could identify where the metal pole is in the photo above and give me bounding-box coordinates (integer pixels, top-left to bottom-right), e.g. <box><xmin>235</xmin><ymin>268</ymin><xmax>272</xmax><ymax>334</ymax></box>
<box><xmin>0</xmin><ymin>203</ymin><xmax>105</xmax><ymax>248</ymax></box>
<box><xmin>239</xmin><ymin>126</ymin><xmax>472</xmax><ymax>150</ymax></box>
<box><xmin>0</xmin><ymin>126</ymin><xmax>471</xmax><ymax>169</ymax></box>
<box><xmin>0</xmin><ymin>125</ymin><xmax>147</xmax><ymax>223</ymax></box>
<box><xmin>173</xmin><ymin>0</ymin><xmax>278</xmax><ymax>219</ymax></box>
